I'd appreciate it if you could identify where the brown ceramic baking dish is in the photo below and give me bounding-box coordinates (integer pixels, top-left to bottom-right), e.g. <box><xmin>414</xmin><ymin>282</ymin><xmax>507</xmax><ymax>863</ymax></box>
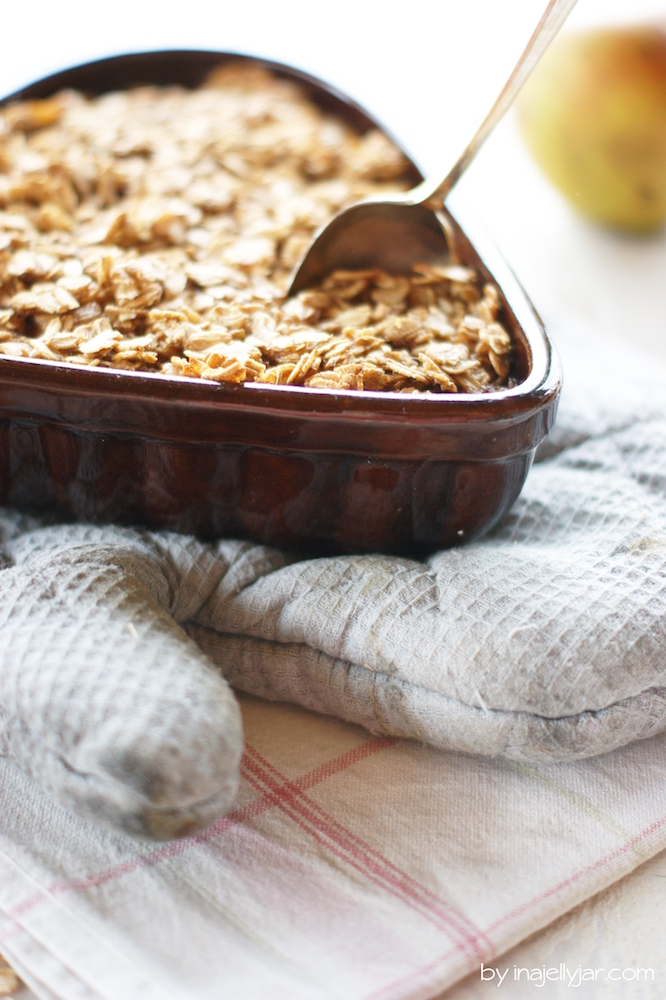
<box><xmin>0</xmin><ymin>51</ymin><xmax>561</xmax><ymax>556</ymax></box>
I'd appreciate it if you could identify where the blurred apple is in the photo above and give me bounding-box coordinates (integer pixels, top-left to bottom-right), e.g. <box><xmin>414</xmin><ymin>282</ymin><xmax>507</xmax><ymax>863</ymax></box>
<box><xmin>519</xmin><ymin>26</ymin><xmax>666</xmax><ymax>232</ymax></box>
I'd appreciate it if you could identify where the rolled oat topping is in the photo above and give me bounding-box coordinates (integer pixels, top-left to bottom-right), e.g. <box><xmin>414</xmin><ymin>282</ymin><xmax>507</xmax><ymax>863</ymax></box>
<box><xmin>0</xmin><ymin>64</ymin><xmax>513</xmax><ymax>392</ymax></box>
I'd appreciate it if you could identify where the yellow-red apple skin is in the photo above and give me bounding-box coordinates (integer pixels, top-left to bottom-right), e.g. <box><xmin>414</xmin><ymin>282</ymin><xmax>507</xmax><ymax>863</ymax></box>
<box><xmin>519</xmin><ymin>26</ymin><xmax>666</xmax><ymax>232</ymax></box>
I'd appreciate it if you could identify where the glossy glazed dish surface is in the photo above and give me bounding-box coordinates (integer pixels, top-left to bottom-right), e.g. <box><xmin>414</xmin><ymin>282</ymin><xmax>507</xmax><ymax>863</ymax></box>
<box><xmin>0</xmin><ymin>51</ymin><xmax>561</xmax><ymax>555</ymax></box>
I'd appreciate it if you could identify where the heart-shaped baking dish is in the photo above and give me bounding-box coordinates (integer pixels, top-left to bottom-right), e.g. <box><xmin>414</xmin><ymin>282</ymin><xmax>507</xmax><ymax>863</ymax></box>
<box><xmin>0</xmin><ymin>51</ymin><xmax>560</xmax><ymax>555</ymax></box>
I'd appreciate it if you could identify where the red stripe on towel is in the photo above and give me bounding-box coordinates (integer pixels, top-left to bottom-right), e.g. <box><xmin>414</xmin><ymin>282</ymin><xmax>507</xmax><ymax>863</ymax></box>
<box><xmin>242</xmin><ymin>745</ymin><xmax>492</xmax><ymax>965</ymax></box>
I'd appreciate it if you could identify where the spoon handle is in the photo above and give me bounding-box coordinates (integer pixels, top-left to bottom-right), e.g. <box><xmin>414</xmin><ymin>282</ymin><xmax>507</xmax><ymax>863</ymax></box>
<box><xmin>417</xmin><ymin>0</ymin><xmax>579</xmax><ymax>209</ymax></box>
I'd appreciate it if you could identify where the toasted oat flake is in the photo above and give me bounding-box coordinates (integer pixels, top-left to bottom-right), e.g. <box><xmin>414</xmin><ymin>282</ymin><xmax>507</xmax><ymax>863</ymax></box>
<box><xmin>0</xmin><ymin>953</ymin><xmax>20</xmax><ymax>995</ymax></box>
<box><xmin>0</xmin><ymin>66</ymin><xmax>514</xmax><ymax>392</ymax></box>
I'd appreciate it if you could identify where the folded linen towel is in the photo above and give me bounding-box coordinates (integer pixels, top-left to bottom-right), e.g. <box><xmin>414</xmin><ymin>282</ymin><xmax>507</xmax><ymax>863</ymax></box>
<box><xmin>1</xmin><ymin>318</ymin><xmax>666</xmax><ymax>838</ymax></box>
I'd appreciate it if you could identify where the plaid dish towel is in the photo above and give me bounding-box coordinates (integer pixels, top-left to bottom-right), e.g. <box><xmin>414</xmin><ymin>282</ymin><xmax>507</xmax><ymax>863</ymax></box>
<box><xmin>2</xmin><ymin>314</ymin><xmax>666</xmax><ymax>998</ymax></box>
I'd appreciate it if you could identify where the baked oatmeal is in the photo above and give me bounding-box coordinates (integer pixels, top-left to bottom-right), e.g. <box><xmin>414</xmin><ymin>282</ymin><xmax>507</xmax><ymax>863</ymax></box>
<box><xmin>0</xmin><ymin>64</ymin><xmax>513</xmax><ymax>393</ymax></box>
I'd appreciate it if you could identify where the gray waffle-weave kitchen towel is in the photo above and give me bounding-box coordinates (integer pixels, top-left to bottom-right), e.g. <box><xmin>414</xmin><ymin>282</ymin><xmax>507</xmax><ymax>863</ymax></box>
<box><xmin>1</xmin><ymin>320</ymin><xmax>666</xmax><ymax>837</ymax></box>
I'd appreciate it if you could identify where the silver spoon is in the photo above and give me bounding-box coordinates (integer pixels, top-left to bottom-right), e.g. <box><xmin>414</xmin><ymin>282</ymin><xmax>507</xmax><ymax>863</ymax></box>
<box><xmin>289</xmin><ymin>0</ymin><xmax>578</xmax><ymax>294</ymax></box>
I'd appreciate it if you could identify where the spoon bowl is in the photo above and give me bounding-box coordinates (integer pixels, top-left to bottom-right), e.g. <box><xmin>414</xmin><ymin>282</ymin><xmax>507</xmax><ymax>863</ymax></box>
<box><xmin>289</xmin><ymin>200</ymin><xmax>451</xmax><ymax>293</ymax></box>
